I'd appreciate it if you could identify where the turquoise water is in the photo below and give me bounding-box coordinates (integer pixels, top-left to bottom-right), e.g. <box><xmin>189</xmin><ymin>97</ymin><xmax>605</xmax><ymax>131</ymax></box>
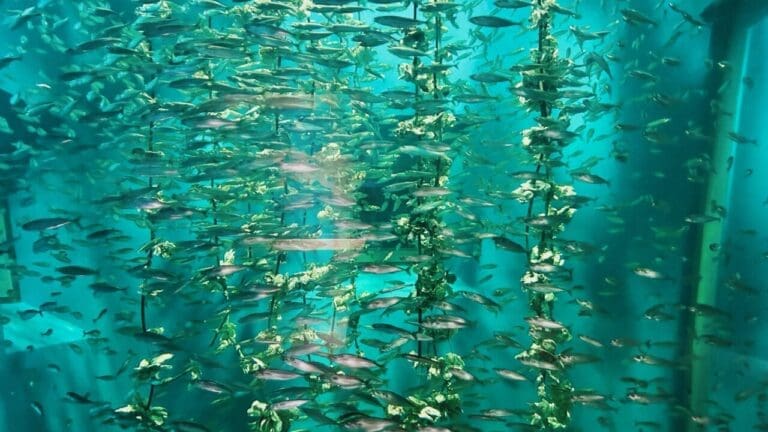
<box><xmin>0</xmin><ymin>1</ymin><xmax>766</xmax><ymax>431</ymax></box>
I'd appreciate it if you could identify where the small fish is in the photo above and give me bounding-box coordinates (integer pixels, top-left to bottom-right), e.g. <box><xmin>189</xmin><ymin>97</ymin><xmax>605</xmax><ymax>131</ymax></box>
<box><xmin>668</xmin><ymin>3</ymin><xmax>705</xmax><ymax>27</ymax></box>
<box><xmin>363</xmin><ymin>296</ymin><xmax>404</xmax><ymax>310</ymax></box>
<box><xmin>518</xmin><ymin>358</ymin><xmax>560</xmax><ymax>371</ymax></box>
<box><xmin>419</xmin><ymin>315</ymin><xmax>470</xmax><ymax>330</ymax></box>
<box><xmin>56</xmin><ymin>265</ymin><xmax>98</xmax><ymax>276</ymax></box>
<box><xmin>448</xmin><ymin>367</ymin><xmax>475</xmax><ymax>381</ymax></box>
<box><xmin>524</xmin><ymin>215</ymin><xmax>568</xmax><ymax>228</ymax></box>
<box><xmin>728</xmin><ymin>132</ymin><xmax>757</xmax><ymax>145</ymax></box>
<box><xmin>492</xmin><ymin>236</ymin><xmax>526</xmax><ymax>253</ymax></box>
<box><xmin>387</xmin><ymin>45</ymin><xmax>429</xmax><ymax>59</ymax></box>
<box><xmin>495</xmin><ymin>368</ymin><xmax>528</xmax><ymax>381</ymax></box>
<box><xmin>39</xmin><ymin>301</ymin><xmax>58</xmax><ymax>312</ymax></box>
<box><xmin>93</xmin><ymin>308</ymin><xmax>108</xmax><ymax>323</ymax></box>
<box><xmin>86</xmin><ymin>228</ymin><xmax>121</xmax><ymax>240</ymax></box>
<box><xmin>361</xmin><ymin>264</ymin><xmax>402</xmax><ymax>274</ymax></box>
<box><xmin>494</xmin><ymin>0</ymin><xmax>532</xmax><ymax>8</ymax></box>
<box><xmin>578</xmin><ymin>335</ymin><xmax>604</xmax><ymax>348</ymax></box>
<box><xmin>17</xmin><ymin>309</ymin><xmax>42</xmax><ymax>320</ymax></box>
<box><xmin>201</xmin><ymin>265</ymin><xmax>247</xmax><ymax>278</ymax></box>
<box><xmin>525</xmin><ymin>316</ymin><xmax>566</xmax><ymax>330</ymax></box>
<box><xmin>89</xmin><ymin>282</ymin><xmax>126</xmax><ymax>294</ymax></box>
<box><xmin>66</xmin><ymin>391</ymin><xmax>94</xmax><ymax>404</ymax></box>
<box><xmin>523</xmin><ymin>282</ymin><xmax>567</xmax><ymax>294</ymax></box>
<box><xmin>340</xmin><ymin>415</ymin><xmax>395</xmax><ymax>430</ymax></box>
<box><xmin>457</xmin><ymin>291</ymin><xmax>501</xmax><ymax>311</ymax></box>
<box><xmin>254</xmin><ymin>369</ymin><xmax>302</xmax><ymax>381</ymax></box>
<box><xmin>373</xmin><ymin>15</ymin><xmax>425</xmax><ymax>29</ymax></box>
<box><xmin>169</xmin><ymin>420</ymin><xmax>213</xmax><ymax>432</ymax></box>
<box><xmin>271</xmin><ymin>399</ymin><xmax>310</xmax><ymax>411</ymax></box>
<box><xmin>371</xmin><ymin>323</ymin><xmax>415</xmax><ymax>339</ymax></box>
<box><xmin>571</xmin><ymin>172</ymin><xmax>610</xmax><ymax>185</ymax></box>
<box><xmin>550</xmin><ymin>3</ymin><xmax>580</xmax><ymax>18</ymax></box>
<box><xmin>469</xmin><ymin>16</ymin><xmax>521</xmax><ymax>28</ymax></box>
<box><xmin>645</xmin><ymin>118</ymin><xmax>671</xmax><ymax>129</ymax></box>
<box><xmin>22</xmin><ymin>217</ymin><xmax>81</xmax><ymax>232</ymax></box>
<box><xmin>620</xmin><ymin>8</ymin><xmax>658</xmax><ymax>26</ymax></box>
<box><xmin>31</xmin><ymin>401</ymin><xmax>44</xmax><ymax>417</ymax></box>
<box><xmin>569</xmin><ymin>26</ymin><xmax>609</xmax><ymax>46</ymax></box>
<box><xmin>633</xmin><ymin>267</ymin><xmax>668</xmax><ymax>280</ymax></box>
<box><xmin>194</xmin><ymin>379</ymin><xmax>232</xmax><ymax>395</ymax></box>
<box><xmin>585</xmin><ymin>52</ymin><xmax>612</xmax><ymax>78</ymax></box>
<box><xmin>284</xmin><ymin>357</ymin><xmax>327</xmax><ymax>374</ymax></box>
<box><xmin>327</xmin><ymin>373</ymin><xmax>365</xmax><ymax>389</ymax></box>
<box><xmin>0</xmin><ymin>55</ymin><xmax>22</xmax><ymax>70</ymax></box>
<box><xmin>628</xmin><ymin>69</ymin><xmax>659</xmax><ymax>82</ymax></box>
<box><xmin>328</xmin><ymin>353</ymin><xmax>382</xmax><ymax>369</ymax></box>
<box><xmin>684</xmin><ymin>214</ymin><xmax>720</xmax><ymax>224</ymax></box>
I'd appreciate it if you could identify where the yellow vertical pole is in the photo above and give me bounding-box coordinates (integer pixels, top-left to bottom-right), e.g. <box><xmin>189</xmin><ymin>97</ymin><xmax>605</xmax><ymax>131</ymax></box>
<box><xmin>688</xmin><ymin>24</ymin><xmax>751</xmax><ymax>430</ymax></box>
<box><xmin>0</xmin><ymin>203</ymin><xmax>17</xmax><ymax>302</ymax></box>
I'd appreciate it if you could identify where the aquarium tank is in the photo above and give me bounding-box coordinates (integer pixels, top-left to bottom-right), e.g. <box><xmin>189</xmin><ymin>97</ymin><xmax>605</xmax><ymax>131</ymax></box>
<box><xmin>0</xmin><ymin>0</ymin><xmax>766</xmax><ymax>431</ymax></box>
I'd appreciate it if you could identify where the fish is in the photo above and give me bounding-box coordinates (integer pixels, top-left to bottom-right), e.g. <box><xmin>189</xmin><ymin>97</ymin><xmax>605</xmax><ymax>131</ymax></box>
<box><xmin>56</xmin><ymin>265</ymin><xmax>98</xmax><ymax>276</ymax></box>
<box><xmin>21</xmin><ymin>217</ymin><xmax>81</xmax><ymax>231</ymax></box>
<box><xmin>585</xmin><ymin>52</ymin><xmax>612</xmax><ymax>78</ymax></box>
<box><xmin>571</xmin><ymin>172</ymin><xmax>610</xmax><ymax>185</ymax></box>
<box><xmin>373</xmin><ymin>15</ymin><xmax>425</xmax><ymax>28</ymax></box>
<box><xmin>254</xmin><ymin>369</ymin><xmax>302</xmax><ymax>381</ymax></box>
<box><xmin>419</xmin><ymin>315</ymin><xmax>470</xmax><ymax>330</ymax></box>
<box><xmin>668</xmin><ymin>3</ymin><xmax>705</xmax><ymax>27</ymax></box>
<box><xmin>363</xmin><ymin>296</ymin><xmax>405</xmax><ymax>310</ymax></box>
<box><xmin>523</xmin><ymin>282</ymin><xmax>567</xmax><ymax>294</ymax></box>
<box><xmin>633</xmin><ymin>267</ymin><xmax>669</xmax><ymax>280</ymax></box>
<box><xmin>194</xmin><ymin>380</ymin><xmax>232</xmax><ymax>395</ymax></box>
<box><xmin>93</xmin><ymin>308</ymin><xmax>108</xmax><ymax>323</ymax></box>
<box><xmin>361</xmin><ymin>264</ymin><xmax>403</xmax><ymax>274</ymax></box>
<box><xmin>569</xmin><ymin>26</ymin><xmax>609</xmax><ymax>46</ymax></box>
<box><xmin>457</xmin><ymin>291</ymin><xmax>501</xmax><ymax>311</ymax></box>
<box><xmin>387</xmin><ymin>46</ymin><xmax>430</xmax><ymax>59</ymax></box>
<box><xmin>525</xmin><ymin>316</ymin><xmax>566</xmax><ymax>330</ymax></box>
<box><xmin>492</xmin><ymin>236</ymin><xmax>526</xmax><ymax>253</ymax></box>
<box><xmin>86</xmin><ymin>228</ymin><xmax>122</xmax><ymax>240</ymax></box>
<box><xmin>30</xmin><ymin>401</ymin><xmax>44</xmax><ymax>417</ymax></box>
<box><xmin>620</xmin><ymin>8</ymin><xmax>658</xmax><ymax>26</ymax></box>
<box><xmin>494</xmin><ymin>0</ymin><xmax>532</xmax><ymax>8</ymax></box>
<box><xmin>339</xmin><ymin>414</ymin><xmax>395</xmax><ymax>431</ymax></box>
<box><xmin>728</xmin><ymin>132</ymin><xmax>757</xmax><ymax>145</ymax></box>
<box><xmin>65</xmin><ymin>391</ymin><xmax>94</xmax><ymax>404</ymax></box>
<box><xmin>469</xmin><ymin>16</ymin><xmax>521</xmax><ymax>28</ymax></box>
<box><xmin>17</xmin><ymin>309</ymin><xmax>42</xmax><ymax>320</ymax></box>
<box><xmin>169</xmin><ymin>420</ymin><xmax>213</xmax><ymax>432</ymax></box>
<box><xmin>495</xmin><ymin>368</ymin><xmax>528</xmax><ymax>381</ymax></box>
<box><xmin>89</xmin><ymin>282</ymin><xmax>126</xmax><ymax>294</ymax></box>
<box><xmin>0</xmin><ymin>55</ymin><xmax>22</xmax><ymax>70</ymax></box>
<box><xmin>271</xmin><ymin>399</ymin><xmax>310</xmax><ymax>411</ymax></box>
<box><xmin>684</xmin><ymin>214</ymin><xmax>720</xmax><ymax>224</ymax></box>
<box><xmin>524</xmin><ymin>214</ymin><xmax>569</xmax><ymax>228</ymax></box>
<box><xmin>327</xmin><ymin>373</ymin><xmax>366</xmax><ymax>389</ymax></box>
<box><xmin>327</xmin><ymin>353</ymin><xmax>382</xmax><ymax>369</ymax></box>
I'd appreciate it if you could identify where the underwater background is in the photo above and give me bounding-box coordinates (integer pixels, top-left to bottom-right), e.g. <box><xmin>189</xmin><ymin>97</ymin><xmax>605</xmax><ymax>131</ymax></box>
<box><xmin>0</xmin><ymin>0</ymin><xmax>766</xmax><ymax>431</ymax></box>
